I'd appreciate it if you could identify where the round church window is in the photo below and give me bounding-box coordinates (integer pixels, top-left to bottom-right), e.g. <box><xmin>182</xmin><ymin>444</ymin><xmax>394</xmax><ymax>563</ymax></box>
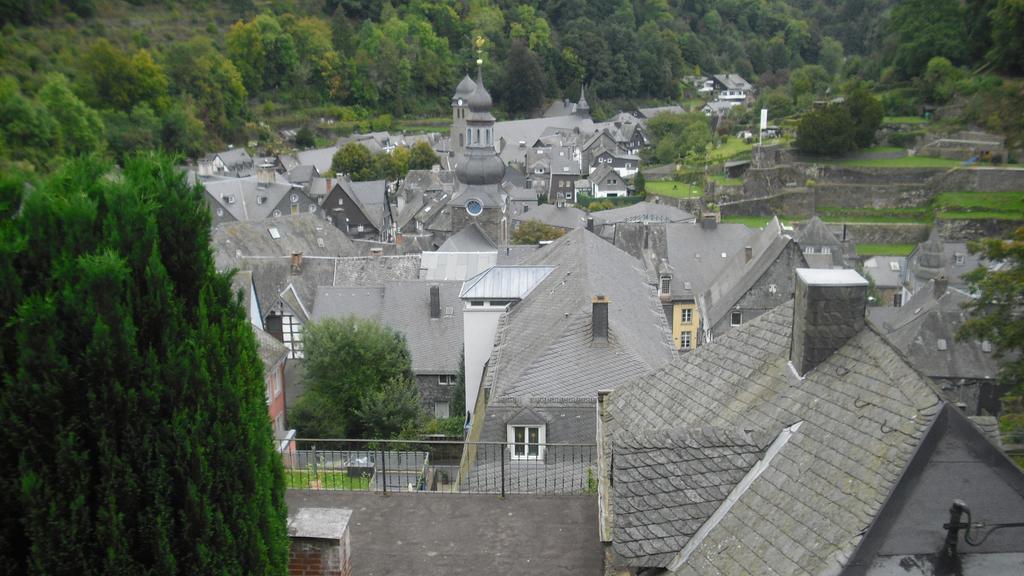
<box><xmin>466</xmin><ymin>199</ymin><xmax>483</xmax><ymax>216</ymax></box>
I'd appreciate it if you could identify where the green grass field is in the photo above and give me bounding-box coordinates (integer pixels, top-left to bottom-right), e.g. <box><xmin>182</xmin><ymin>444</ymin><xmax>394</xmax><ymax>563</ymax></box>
<box><xmin>855</xmin><ymin>243</ymin><xmax>917</xmax><ymax>256</ymax></box>
<box><xmin>709</xmin><ymin>138</ymin><xmax>753</xmax><ymax>162</ymax></box>
<box><xmin>284</xmin><ymin>469</ymin><xmax>372</xmax><ymax>490</ymax></box>
<box><xmin>646</xmin><ymin>180</ymin><xmax>703</xmax><ymax>198</ymax></box>
<box><xmin>934</xmin><ymin>191</ymin><xmax>1024</xmax><ymax>220</ymax></box>
<box><xmin>882</xmin><ymin>116</ymin><xmax>929</xmax><ymax>125</ymax></box>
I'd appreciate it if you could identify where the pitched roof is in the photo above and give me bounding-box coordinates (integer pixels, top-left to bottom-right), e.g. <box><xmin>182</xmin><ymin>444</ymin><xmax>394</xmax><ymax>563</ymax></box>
<box><xmin>254</xmin><ymin>325</ymin><xmax>289</xmax><ymax>374</ymax></box>
<box><xmin>867</xmin><ymin>281</ymin><xmax>1001</xmax><ymax>381</ymax></box>
<box><xmin>593</xmin><ymin>202</ymin><xmax>695</xmax><ymax>225</ymax></box>
<box><xmin>637</xmin><ymin>105</ymin><xmax>685</xmax><ymax>119</ymax></box>
<box><xmin>794</xmin><ymin>216</ymin><xmax>841</xmax><ymax>247</ymax></box>
<box><xmin>212</xmin><ymin>213</ymin><xmax>360</xmax><ymax>269</ymax></box>
<box><xmin>340</xmin><ymin>179</ymin><xmax>389</xmax><ymax>229</ymax></box>
<box><xmin>437</xmin><ymin>222</ymin><xmax>496</xmax><ymax>252</ymax></box>
<box><xmin>602</xmin><ymin>302</ymin><xmax>944</xmax><ymax>574</ymax></box>
<box><xmin>296</xmin><ymin>146</ymin><xmax>339</xmax><ymax>174</ymax></box>
<box><xmin>419</xmin><ymin>251</ymin><xmax>497</xmax><ymax>282</ymax></box>
<box><xmin>701</xmin><ymin>217</ymin><xmax>795</xmax><ymax>327</ymax></box>
<box><xmin>612</xmin><ymin>427</ymin><xmax>772</xmax><ymax>567</ymax></box>
<box><xmin>484</xmin><ymin>229</ymin><xmax>675</xmax><ymax>400</ymax></box>
<box><xmin>662</xmin><ymin>222</ymin><xmax>758</xmax><ymax>299</ymax></box>
<box><xmin>861</xmin><ymin>255</ymin><xmax>905</xmax><ymax>288</ymax></box>
<box><xmin>510</xmin><ymin>203</ymin><xmax>587</xmax><ymax>230</ymax></box>
<box><xmin>459</xmin><ymin>265</ymin><xmax>554</xmax><ymax>300</ymax></box>
<box><xmin>202</xmin><ymin>174</ymin><xmax>295</xmax><ymax>222</ymax></box>
<box><xmin>311</xmin><ymin>281</ymin><xmax>464</xmax><ymax>374</ymax></box>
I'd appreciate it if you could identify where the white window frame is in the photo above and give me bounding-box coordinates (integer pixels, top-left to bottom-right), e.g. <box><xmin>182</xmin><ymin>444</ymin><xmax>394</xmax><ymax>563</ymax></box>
<box><xmin>660</xmin><ymin>275</ymin><xmax>671</xmax><ymax>295</ymax></box>
<box><xmin>680</xmin><ymin>332</ymin><xmax>692</xmax><ymax>349</ymax></box>
<box><xmin>438</xmin><ymin>374</ymin><xmax>456</xmax><ymax>386</ymax></box>
<box><xmin>680</xmin><ymin>308</ymin><xmax>692</xmax><ymax>324</ymax></box>
<box><xmin>507</xmin><ymin>424</ymin><xmax>545</xmax><ymax>460</ymax></box>
<box><xmin>433</xmin><ymin>401</ymin><xmax>450</xmax><ymax>419</ymax></box>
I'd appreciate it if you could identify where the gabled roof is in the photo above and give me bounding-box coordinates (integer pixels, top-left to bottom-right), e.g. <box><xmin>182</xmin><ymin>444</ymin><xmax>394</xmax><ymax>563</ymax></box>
<box><xmin>254</xmin><ymin>325</ymin><xmax>289</xmax><ymax>374</ymax></box>
<box><xmin>510</xmin><ymin>203</ymin><xmax>587</xmax><ymax>229</ymax></box>
<box><xmin>662</xmin><ymin>222</ymin><xmax>758</xmax><ymax>299</ymax></box>
<box><xmin>701</xmin><ymin>217</ymin><xmax>796</xmax><ymax>327</ymax></box>
<box><xmin>312</xmin><ymin>280</ymin><xmax>465</xmax><ymax>374</ymax></box>
<box><xmin>286</xmin><ymin>164</ymin><xmax>319</xmax><ymax>185</ymax></box>
<box><xmin>208</xmin><ymin>147</ymin><xmax>253</xmax><ymax>167</ymax></box>
<box><xmin>438</xmin><ymin>222</ymin><xmax>496</xmax><ymax>252</ymax></box>
<box><xmin>636</xmin><ymin>105</ymin><xmax>685</xmax><ymax>119</ymax></box>
<box><xmin>202</xmin><ymin>174</ymin><xmax>294</xmax><ymax>222</ymax></box>
<box><xmin>602</xmin><ymin>302</ymin><xmax>944</xmax><ymax>574</ymax></box>
<box><xmin>861</xmin><ymin>255</ymin><xmax>905</xmax><ymax>288</ymax></box>
<box><xmin>593</xmin><ymin>202</ymin><xmax>695</xmax><ymax>225</ymax></box>
<box><xmin>484</xmin><ymin>228</ymin><xmax>674</xmax><ymax>399</ymax></box>
<box><xmin>794</xmin><ymin>216</ymin><xmax>841</xmax><ymax>247</ymax></box>
<box><xmin>296</xmin><ymin>146</ymin><xmax>339</xmax><ymax>174</ymax></box>
<box><xmin>712</xmin><ymin>73</ymin><xmax>753</xmax><ymax>91</ymax></box>
<box><xmin>867</xmin><ymin>281</ymin><xmax>1001</xmax><ymax>381</ymax></box>
<box><xmin>212</xmin><ymin>213</ymin><xmax>360</xmax><ymax>270</ymax></box>
<box><xmin>588</xmin><ymin>164</ymin><xmax>621</xmax><ymax>186</ymax></box>
<box><xmin>420</xmin><ymin>251</ymin><xmax>497</xmax><ymax>282</ymax></box>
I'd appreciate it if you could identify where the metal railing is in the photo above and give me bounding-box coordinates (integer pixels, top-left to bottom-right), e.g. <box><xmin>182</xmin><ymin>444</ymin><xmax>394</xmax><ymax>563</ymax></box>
<box><xmin>280</xmin><ymin>438</ymin><xmax>598</xmax><ymax>495</ymax></box>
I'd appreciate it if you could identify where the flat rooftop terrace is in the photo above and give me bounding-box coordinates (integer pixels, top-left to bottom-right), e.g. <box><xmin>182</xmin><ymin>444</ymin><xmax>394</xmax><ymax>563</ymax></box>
<box><xmin>286</xmin><ymin>490</ymin><xmax>602</xmax><ymax>575</ymax></box>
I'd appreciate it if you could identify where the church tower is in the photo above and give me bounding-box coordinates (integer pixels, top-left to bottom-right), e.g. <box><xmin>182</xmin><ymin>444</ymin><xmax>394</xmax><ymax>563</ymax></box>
<box><xmin>451</xmin><ymin>74</ymin><xmax>476</xmax><ymax>156</ymax></box>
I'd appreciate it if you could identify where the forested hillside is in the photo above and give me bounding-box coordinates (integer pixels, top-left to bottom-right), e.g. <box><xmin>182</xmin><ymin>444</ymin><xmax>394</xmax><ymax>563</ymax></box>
<box><xmin>1</xmin><ymin>0</ymin><xmax>1021</xmax><ymax>172</ymax></box>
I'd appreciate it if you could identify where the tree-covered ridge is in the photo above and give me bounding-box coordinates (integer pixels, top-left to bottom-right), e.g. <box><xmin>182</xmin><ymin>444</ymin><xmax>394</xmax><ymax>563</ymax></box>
<box><xmin>1</xmin><ymin>0</ymin><xmax>1021</xmax><ymax>172</ymax></box>
<box><xmin>0</xmin><ymin>155</ymin><xmax>289</xmax><ymax>574</ymax></box>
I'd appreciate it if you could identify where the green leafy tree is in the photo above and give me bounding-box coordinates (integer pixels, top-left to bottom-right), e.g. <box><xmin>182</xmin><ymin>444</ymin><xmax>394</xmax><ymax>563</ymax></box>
<box><xmin>0</xmin><ymin>76</ymin><xmax>56</xmax><ymax>171</ymax></box>
<box><xmin>0</xmin><ymin>155</ymin><xmax>288</xmax><ymax>574</ymax></box>
<box><xmin>38</xmin><ymin>73</ymin><xmax>105</xmax><ymax>157</ymax></box>
<box><xmin>163</xmin><ymin>37</ymin><xmax>249</xmax><ymax>138</ymax></box>
<box><xmin>290</xmin><ymin>317</ymin><xmax>422</xmax><ymax>438</ymax></box>
<box><xmin>330</xmin><ymin>141</ymin><xmax>373</xmax><ymax>179</ymax></box>
<box><xmin>634</xmin><ymin>170</ymin><xmax>646</xmax><ymax>196</ymax></box>
<box><xmin>795</xmin><ymin>103</ymin><xmax>855</xmax><ymax>155</ymax></box>
<box><xmin>294</xmin><ymin>125</ymin><xmax>316</xmax><ymax>148</ymax></box>
<box><xmin>226</xmin><ymin>14</ymin><xmax>301</xmax><ymax>92</ymax></box>
<box><xmin>512</xmin><ymin>220</ymin><xmax>566</xmax><ymax>244</ymax></box>
<box><xmin>408</xmin><ymin>141</ymin><xmax>439</xmax><ymax>170</ymax></box>
<box><xmin>888</xmin><ymin>0</ymin><xmax>968</xmax><ymax>78</ymax></box>
<box><xmin>845</xmin><ymin>87</ymin><xmax>884</xmax><ymax>148</ymax></box>
<box><xmin>960</xmin><ymin>228</ymin><xmax>1024</xmax><ymax>393</ymax></box>
<box><xmin>988</xmin><ymin>0</ymin><xmax>1024</xmax><ymax>74</ymax></box>
<box><xmin>79</xmin><ymin>40</ymin><xmax>169</xmax><ymax>113</ymax></box>
<box><xmin>501</xmin><ymin>40</ymin><xmax>547</xmax><ymax>116</ymax></box>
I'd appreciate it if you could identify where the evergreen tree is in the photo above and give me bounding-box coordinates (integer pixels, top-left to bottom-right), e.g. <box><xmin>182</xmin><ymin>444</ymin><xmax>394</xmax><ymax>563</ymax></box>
<box><xmin>0</xmin><ymin>155</ymin><xmax>288</xmax><ymax>574</ymax></box>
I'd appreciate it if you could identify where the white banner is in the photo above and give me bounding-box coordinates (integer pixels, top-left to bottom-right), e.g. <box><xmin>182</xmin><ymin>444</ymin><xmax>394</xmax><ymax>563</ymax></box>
<box><xmin>760</xmin><ymin>109</ymin><xmax>768</xmax><ymax>131</ymax></box>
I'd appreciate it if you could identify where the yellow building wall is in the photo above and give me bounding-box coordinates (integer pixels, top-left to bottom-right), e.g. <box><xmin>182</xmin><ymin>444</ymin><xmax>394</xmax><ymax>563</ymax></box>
<box><xmin>671</xmin><ymin>302</ymin><xmax>699</xmax><ymax>350</ymax></box>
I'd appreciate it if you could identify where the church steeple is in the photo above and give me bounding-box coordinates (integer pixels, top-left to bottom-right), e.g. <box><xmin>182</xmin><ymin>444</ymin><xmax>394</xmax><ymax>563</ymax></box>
<box><xmin>575</xmin><ymin>84</ymin><xmax>590</xmax><ymax>117</ymax></box>
<box><xmin>455</xmin><ymin>58</ymin><xmax>504</xmax><ymax>186</ymax></box>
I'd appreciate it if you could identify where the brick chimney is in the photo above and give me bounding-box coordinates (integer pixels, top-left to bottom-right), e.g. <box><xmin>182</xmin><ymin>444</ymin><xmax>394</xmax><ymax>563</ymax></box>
<box><xmin>288</xmin><ymin>508</ymin><xmax>352</xmax><ymax>576</ymax></box>
<box><xmin>429</xmin><ymin>285</ymin><xmax>441</xmax><ymax>319</ymax></box>
<box><xmin>592</xmin><ymin>295</ymin><xmax>609</xmax><ymax>345</ymax></box>
<box><xmin>790</xmin><ymin>268</ymin><xmax>868</xmax><ymax>377</ymax></box>
<box><xmin>290</xmin><ymin>252</ymin><xmax>303</xmax><ymax>275</ymax></box>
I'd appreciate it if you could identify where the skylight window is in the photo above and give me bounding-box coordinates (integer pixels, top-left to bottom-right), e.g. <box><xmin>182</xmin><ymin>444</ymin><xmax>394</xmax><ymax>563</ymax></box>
<box><xmin>268</xmin><ymin>227</ymin><xmax>281</xmax><ymax>239</ymax></box>
<box><xmin>937</xmin><ymin>339</ymin><xmax>948</xmax><ymax>351</ymax></box>
<box><xmin>889</xmin><ymin>261</ymin><xmax>901</xmax><ymax>271</ymax></box>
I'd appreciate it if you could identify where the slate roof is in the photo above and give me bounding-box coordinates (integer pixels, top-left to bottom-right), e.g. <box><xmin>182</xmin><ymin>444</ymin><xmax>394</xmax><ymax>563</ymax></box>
<box><xmin>419</xmin><ymin>251</ymin><xmax>497</xmax><ymax>282</ymax></box>
<box><xmin>662</xmin><ymin>222</ymin><xmax>758</xmax><ymax>300</ymax></box>
<box><xmin>254</xmin><ymin>325</ymin><xmax>289</xmax><ymax>374</ymax></box>
<box><xmin>701</xmin><ymin>217</ymin><xmax>796</xmax><ymax>328</ymax></box>
<box><xmin>286</xmin><ymin>164</ymin><xmax>319</xmax><ymax>185</ymax></box>
<box><xmin>795</xmin><ymin>216</ymin><xmax>841</xmax><ymax>248</ymax></box>
<box><xmin>867</xmin><ymin>281</ymin><xmax>1001</xmax><ymax>382</ymax></box>
<box><xmin>861</xmin><ymin>256</ymin><xmax>905</xmax><ymax>288</ymax></box>
<box><xmin>483</xmin><ymin>228</ymin><xmax>674</xmax><ymax>400</ymax></box>
<box><xmin>510</xmin><ymin>203</ymin><xmax>587</xmax><ymax>230</ymax></box>
<box><xmin>461</xmin><ymin>397</ymin><xmax>598</xmax><ymax>494</ymax></box>
<box><xmin>712</xmin><ymin>74</ymin><xmax>753</xmax><ymax>91</ymax></box>
<box><xmin>296</xmin><ymin>146</ymin><xmax>339</xmax><ymax>174</ymax></box>
<box><xmin>612</xmin><ymin>427</ymin><xmax>772</xmax><ymax>567</ymax></box>
<box><xmin>212</xmin><ymin>213</ymin><xmax>360</xmax><ymax>270</ymax></box>
<box><xmin>907</xmin><ymin>239</ymin><xmax>985</xmax><ymax>292</ymax></box>
<box><xmin>593</xmin><ymin>202</ymin><xmax>695</xmax><ymax>225</ymax></box>
<box><xmin>601</xmin><ymin>301</ymin><xmax>944</xmax><ymax>574</ymax></box>
<box><xmin>341</xmin><ymin>179</ymin><xmax>389</xmax><ymax>230</ymax></box>
<box><xmin>311</xmin><ymin>281</ymin><xmax>464</xmax><ymax>374</ymax></box>
<box><xmin>202</xmin><ymin>174</ymin><xmax>295</xmax><ymax>222</ymax></box>
<box><xmin>437</xmin><ymin>222</ymin><xmax>496</xmax><ymax>252</ymax></box>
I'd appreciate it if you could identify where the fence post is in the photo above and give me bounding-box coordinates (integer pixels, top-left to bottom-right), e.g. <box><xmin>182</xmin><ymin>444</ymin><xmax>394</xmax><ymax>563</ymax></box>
<box><xmin>500</xmin><ymin>443</ymin><xmax>506</xmax><ymax>498</ymax></box>
<box><xmin>380</xmin><ymin>447</ymin><xmax>387</xmax><ymax>494</ymax></box>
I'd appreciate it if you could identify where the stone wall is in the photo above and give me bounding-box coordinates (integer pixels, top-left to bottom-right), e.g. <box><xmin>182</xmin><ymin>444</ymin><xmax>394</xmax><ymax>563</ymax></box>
<box><xmin>935</xmin><ymin>218</ymin><xmax>1023</xmax><ymax>241</ymax></box>
<box><xmin>417</xmin><ymin>373</ymin><xmax>457</xmax><ymax>417</ymax></box>
<box><xmin>834</xmin><ymin>223</ymin><xmax>930</xmax><ymax>245</ymax></box>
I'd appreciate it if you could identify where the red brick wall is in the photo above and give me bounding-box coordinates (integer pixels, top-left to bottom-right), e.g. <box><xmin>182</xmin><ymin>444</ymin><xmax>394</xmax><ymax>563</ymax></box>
<box><xmin>288</xmin><ymin>537</ymin><xmax>351</xmax><ymax>576</ymax></box>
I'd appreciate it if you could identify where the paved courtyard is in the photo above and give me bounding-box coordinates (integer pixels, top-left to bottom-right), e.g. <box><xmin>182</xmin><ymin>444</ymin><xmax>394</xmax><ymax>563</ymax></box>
<box><xmin>286</xmin><ymin>490</ymin><xmax>603</xmax><ymax>575</ymax></box>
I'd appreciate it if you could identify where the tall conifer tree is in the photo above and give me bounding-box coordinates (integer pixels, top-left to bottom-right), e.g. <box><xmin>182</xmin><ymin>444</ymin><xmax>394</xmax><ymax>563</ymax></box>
<box><xmin>0</xmin><ymin>155</ymin><xmax>288</xmax><ymax>574</ymax></box>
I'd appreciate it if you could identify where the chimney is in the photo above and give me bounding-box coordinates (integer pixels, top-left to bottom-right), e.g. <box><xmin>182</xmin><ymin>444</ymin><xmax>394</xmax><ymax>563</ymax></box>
<box><xmin>586</xmin><ymin>216</ymin><xmax>594</xmax><ymax>231</ymax></box>
<box><xmin>325</xmin><ymin>177</ymin><xmax>333</xmax><ymax>196</ymax></box>
<box><xmin>934</xmin><ymin>275</ymin><xmax>948</xmax><ymax>298</ymax></box>
<box><xmin>701</xmin><ymin>213</ymin><xmax>718</xmax><ymax>230</ymax></box>
<box><xmin>290</xmin><ymin>252</ymin><xmax>303</xmax><ymax>275</ymax></box>
<box><xmin>257</xmin><ymin>163</ymin><xmax>275</xmax><ymax>189</ymax></box>
<box><xmin>429</xmin><ymin>285</ymin><xmax>441</xmax><ymax>319</ymax></box>
<box><xmin>790</xmin><ymin>269</ymin><xmax>868</xmax><ymax>377</ymax></box>
<box><xmin>592</xmin><ymin>295</ymin><xmax>609</xmax><ymax>345</ymax></box>
<box><xmin>744</xmin><ymin>245</ymin><xmax>753</xmax><ymax>263</ymax></box>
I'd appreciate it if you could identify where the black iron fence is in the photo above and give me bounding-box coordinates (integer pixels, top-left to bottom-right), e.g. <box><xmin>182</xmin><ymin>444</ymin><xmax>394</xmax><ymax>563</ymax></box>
<box><xmin>280</xmin><ymin>438</ymin><xmax>598</xmax><ymax>495</ymax></box>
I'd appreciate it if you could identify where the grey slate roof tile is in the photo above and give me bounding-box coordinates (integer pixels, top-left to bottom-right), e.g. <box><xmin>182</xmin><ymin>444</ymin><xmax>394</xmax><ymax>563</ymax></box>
<box><xmin>602</xmin><ymin>300</ymin><xmax>943</xmax><ymax>574</ymax></box>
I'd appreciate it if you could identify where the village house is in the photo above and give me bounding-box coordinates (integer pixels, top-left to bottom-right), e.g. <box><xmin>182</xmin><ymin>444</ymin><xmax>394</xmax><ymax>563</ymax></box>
<box><xmin>588</xmin><ymin>164</ymin><xmax>628</xmax><ymax>198</ymax></box>
<box><xmin>198</xmin><ymin>146</ymin><xmax>254</xmax><ymax>177</ymax></box>
<box><xmin>904</xmin><ymin>229</ymin><xmax>986</xmax><ymax>301</ymax></box>
<box><xmin>311</xmin><ymin>281</ymin><xmax>465</xmax><ymax>419</ymax></box>
<box><xmin>321</xmin><ymin>177</ymin><xmax>393</xmax><ymax>242</ymax></box>
<box><xmin>201</xmin><ymin>164</ymin><xmax>321</xmax><ymax>226</ymax></box>
<box><xmin>598</xmin><ymin>268</ymin><xmax>1024</xmax><ymax>574</ymax></box>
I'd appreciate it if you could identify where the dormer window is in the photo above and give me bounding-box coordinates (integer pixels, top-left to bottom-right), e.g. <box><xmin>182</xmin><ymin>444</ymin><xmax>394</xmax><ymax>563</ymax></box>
<box><xmin>660</xmin><ymin>275</ymin><xmax>671</xmax><ymax>295</ymax></box>
<box><xmin>955</xmin><ymin>253</ymin><xmax>965</xmax><ymax>266</ymax></box>
<box><xmin>508</xmin><ymin>424</ymin><xmax>545</xmax><ymax>460</ymax></box>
